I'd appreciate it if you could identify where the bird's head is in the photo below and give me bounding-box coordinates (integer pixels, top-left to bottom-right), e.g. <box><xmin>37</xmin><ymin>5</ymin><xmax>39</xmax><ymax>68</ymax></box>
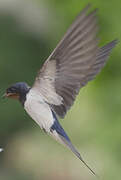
<box><xmin>4</xmin><ymin>82</ymin><xmax>30</xmax><ymax>104</ymax></box>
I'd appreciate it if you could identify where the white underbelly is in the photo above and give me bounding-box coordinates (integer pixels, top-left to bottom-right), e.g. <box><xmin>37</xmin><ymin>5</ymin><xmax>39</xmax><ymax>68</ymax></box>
<box><xmin>24</xmin><ymin>89</ymin><xmax>54</xmax><ymax>132</ymax></box>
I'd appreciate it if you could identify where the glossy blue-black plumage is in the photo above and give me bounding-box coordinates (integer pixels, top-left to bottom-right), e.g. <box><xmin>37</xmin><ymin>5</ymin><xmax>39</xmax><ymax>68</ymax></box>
<box><xmin>6</xmin><ymin>82</ymin><xmax>30</xmax><ymax>105</ymax></box>
<box><xmin>51</xmin><ymin>110</ymin><xmax>70</xmax><ymax>142</ymax></box>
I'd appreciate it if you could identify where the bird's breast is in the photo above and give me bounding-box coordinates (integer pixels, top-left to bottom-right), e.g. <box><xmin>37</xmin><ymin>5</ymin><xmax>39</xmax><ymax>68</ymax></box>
<box><xmin>24</xmin><ymin>89</ymin><xmax>54</xmax><ymax>132</ymax></box>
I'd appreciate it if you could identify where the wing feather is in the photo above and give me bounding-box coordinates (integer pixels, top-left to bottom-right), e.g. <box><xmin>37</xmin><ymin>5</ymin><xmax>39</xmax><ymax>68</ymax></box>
<box><xmin>32</xmin><ymin>5</ymin><xmax>117</xmax><ymax>118</ymax></box>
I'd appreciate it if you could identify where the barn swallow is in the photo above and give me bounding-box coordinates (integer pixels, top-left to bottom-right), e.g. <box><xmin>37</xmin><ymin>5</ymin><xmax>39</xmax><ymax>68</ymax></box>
<box><xmin>4</xmin><ymin>5</ymin><xmax>117</xmax><ymax>176</ymax></box>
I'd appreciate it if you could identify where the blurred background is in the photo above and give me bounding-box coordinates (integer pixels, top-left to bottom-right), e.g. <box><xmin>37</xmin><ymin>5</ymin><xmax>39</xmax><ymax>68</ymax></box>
<box><xmin>0</xmin><ymin>0</ymin><xmax>120</xmax><ymax>179</ymax></box>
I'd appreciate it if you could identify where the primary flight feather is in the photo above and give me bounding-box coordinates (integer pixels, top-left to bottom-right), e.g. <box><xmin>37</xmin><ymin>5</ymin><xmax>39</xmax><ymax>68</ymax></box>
<box><xmin>4</xmin><ymin>4</ymin><xmax>117</xmax><ymax>176</ymax></box>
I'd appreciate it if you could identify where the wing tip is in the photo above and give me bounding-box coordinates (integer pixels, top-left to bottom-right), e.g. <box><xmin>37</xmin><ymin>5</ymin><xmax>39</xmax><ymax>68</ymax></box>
<box><xmin>101</xmin><ymin>39</ymin><xmax>119</xmax><ymax>51</ymax></box>
<box><xmin>84</xmin><ymin>3</ymin><xmax>98</xmax><ymax>14</ymax></box>
<box><xmin>84</xmin><ymin>3</ymin><xmax>92</xmax><ymax>11</ymax></box>
<box><xmin>79</xmin><ymin>4</ymin><xmax>98</xmax><ymax>18</ymax></box>
<box><xmin>110</xmin><ymin>39</ymin><xmax>119</xmax><ymax>47</ymax></box>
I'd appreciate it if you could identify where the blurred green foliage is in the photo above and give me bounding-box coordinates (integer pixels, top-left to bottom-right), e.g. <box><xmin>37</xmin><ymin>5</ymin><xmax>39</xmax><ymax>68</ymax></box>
<box><xmin>0</xmin><ymin>0</ymin><xmax>120</xmax><ymax>179</ymax></box>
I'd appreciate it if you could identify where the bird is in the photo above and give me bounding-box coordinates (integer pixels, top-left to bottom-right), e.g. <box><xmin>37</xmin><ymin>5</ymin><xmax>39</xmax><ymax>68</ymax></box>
<box><xmin>4</xmin><ymin>4</ymin><xmax>117</xmax><ymax>176</ymax></box>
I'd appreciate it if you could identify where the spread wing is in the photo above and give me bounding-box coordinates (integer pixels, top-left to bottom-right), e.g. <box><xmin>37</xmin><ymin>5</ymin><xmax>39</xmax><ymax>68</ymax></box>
<box><xmin>32</xmin><ymin>5</ymin><xmax>117</xmax><ymax>118</ymax></box>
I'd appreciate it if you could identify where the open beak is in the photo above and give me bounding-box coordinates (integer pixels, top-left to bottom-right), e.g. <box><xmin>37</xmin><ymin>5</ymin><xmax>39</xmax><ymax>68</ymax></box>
<box><xmin>2</xmin><ymin>93</ymin><xmax>15</xmax><ymax>98</ymax></box>
<box><xmin>2</xmin><ymin>92</ymin><xmax>12</xmax><ymax>98</ymax></box>
<box><xmin>2</xmin><ymin>92</ymin><xmax>19</xmax><ymax>99</ymax></box>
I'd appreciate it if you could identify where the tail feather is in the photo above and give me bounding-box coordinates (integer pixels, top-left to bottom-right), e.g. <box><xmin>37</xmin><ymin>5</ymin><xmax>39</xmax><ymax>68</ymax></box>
<box><xmin>50</xmin><ymin>110</ymin><xmax>98</xmax><ymax>176</ymax></box>
<box><xmin>59</xmin><ymin>134</ymin><xmax>98</xmax><ymax>177</ymax></box>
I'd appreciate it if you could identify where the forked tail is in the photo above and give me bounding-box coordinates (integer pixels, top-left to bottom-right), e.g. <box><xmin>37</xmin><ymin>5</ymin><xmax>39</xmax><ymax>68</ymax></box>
<box><xmin>59</xmin><ymin>135</ymin><xmax>98</xmax><ymax>177</ymax></box>
<box><xmin>50</xmin><ymin>111</ymin><xmax>98</xmax><ymax>177</ymax></box>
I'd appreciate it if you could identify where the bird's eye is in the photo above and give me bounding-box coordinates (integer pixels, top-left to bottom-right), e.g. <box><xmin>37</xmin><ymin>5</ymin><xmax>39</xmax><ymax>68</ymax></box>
<box><xmin>11</xmin><ymin>87</ymin><xmax>17</xmax><ymax>92</ymax></box>
<box><xmin>11</xmin><ymin>87</ymin><xmax>15</xmax><ymax>91</ymax></box>
<box><xmin>7</xmin><ymin>87</ymin><xmax>16</xmax><ymax>93</ymax></box>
